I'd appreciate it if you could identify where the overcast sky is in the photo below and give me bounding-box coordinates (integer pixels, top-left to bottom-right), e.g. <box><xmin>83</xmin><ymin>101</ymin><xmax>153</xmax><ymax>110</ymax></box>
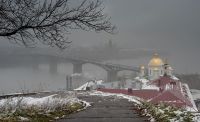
<box><xmin>68</xmin><ymin>0</ymin><xmax>200</xmax><ymax>74</ymax></box>
<box><xmin>1</xmin><ymin>0</ymin><xmax>200</xmax><ymax>74</ymax></box>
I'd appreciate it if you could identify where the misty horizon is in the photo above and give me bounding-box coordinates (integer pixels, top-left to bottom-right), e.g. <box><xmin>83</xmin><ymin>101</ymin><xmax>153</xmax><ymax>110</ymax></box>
<box><xmin>0</xmin><ymin>0</ymin><xmax>199</xmax><ymax>74</ymax></box>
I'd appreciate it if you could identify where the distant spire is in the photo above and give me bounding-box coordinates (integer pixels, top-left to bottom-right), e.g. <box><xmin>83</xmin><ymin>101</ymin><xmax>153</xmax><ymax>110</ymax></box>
<box><xmin>139</xmin><ymin>65</ymin><xmax>145</xmax><ymax>77</ymax></box>
<box><xmin>164</xmin><ymin>58</ymin><xmax>168</xmax><ymax>65</ymax></box>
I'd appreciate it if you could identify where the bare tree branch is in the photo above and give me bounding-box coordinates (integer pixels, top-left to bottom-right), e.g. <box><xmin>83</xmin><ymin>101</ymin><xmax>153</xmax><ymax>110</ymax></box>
<box><xmin>0</xmin><ymin>0</ymin><xmax>116</xmax><ymax>49</ymax></box>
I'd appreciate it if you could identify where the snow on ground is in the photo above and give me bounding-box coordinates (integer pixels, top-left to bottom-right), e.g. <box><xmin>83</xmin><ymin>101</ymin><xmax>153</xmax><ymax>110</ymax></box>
<box><xmin>88</xmin><ymin>90</ymin><xmax>141</xmax><ymax>104</ymax></box>
<box><xmin>135</xmin><ymin>77</ymin><xmax>160</xmax><ymax>90</ymax></box>
<box><xmin>0</xmin><ymin>91</ymin><xmax>91</xmax><ymax>121</ymax></box>
<box><xmin>0</xmin><ymin>92</ymin><xmax>91</xmax><ymax>116</ymax></box>
<box><xmin>142</xmin><ymin>84</ymin><xmax>159</xmax><ymax>90</ymax></box>
<box><xmin>83</xmin><ymin>90</ymin><xmax>200</xmax><ymax>122</ymax></box>
<box><xmin>171</xmin><ymin>75</ymin><xmax>179</xmax><ymax>80</ymax></box>
<box><xmin>191</xmin><ymin>89</ymin><xmax>200</xmax><ymax>100</ymax></box>
<box><xmin>74</xmin><ymin>81</ymin><xmax>95</xmax><ymax>91</ymax></box>
<box><xmin>0</xmin><ymin>94</ymin><xmax>80</xmax><ymax>108</ymax></box>
<box><xmin>182</xmin><ymin>84</ymin><xmax>198</xmax><ymax>112</ymax></box>
<box><xmin>135</xmin><ymin>77</ymin><xmax>149</xmax><ymax>84</ymax></box>
<box><xmin>74</xmin><ymin>80</ymin><xmax>104</xmax><ymax>90</ymax></box>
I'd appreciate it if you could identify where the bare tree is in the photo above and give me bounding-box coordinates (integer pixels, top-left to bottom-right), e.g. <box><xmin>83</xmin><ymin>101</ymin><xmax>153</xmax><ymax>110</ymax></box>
<box><xmin>0</xmin><ymin>0</ymin><xmax>116</xmax><ymax>49</ymax></box>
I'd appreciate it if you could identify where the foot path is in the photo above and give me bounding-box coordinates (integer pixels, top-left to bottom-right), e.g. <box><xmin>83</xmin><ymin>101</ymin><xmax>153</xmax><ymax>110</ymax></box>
<box><xmin>57</xmin><ymin>94</ymin><xmax>148</xmax><ymax>122</ymax></box>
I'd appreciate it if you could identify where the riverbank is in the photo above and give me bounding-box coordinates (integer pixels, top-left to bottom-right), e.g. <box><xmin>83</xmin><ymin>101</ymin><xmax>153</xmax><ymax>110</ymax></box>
<box><xmin>0</xmin><ymin>91</ymin><xmax>90</xmax><ymax>121</ymax></box>
<box><xmin>1</xmin><ymin>91</ymin><xmax>200</xmax><ymax>122</ymax></box>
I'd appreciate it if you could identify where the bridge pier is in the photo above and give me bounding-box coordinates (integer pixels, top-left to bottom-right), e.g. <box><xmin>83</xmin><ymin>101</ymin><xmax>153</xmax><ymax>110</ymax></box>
<box><xmin>73</xmin><ymin>62</ymin><xmax>83</xmax><ymax>74</ymax></box>
<box><xmin>107</xmin><ymin>70</ymin><xmax>118</xmax><ymax>82</ymax></box>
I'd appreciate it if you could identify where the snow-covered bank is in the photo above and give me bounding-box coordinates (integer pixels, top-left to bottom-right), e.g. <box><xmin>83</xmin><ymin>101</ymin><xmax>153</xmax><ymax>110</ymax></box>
<box><xmin>0</xmin><ymin>92</ymin><xmax>90</xmax><ymax>121</ymax></box>
<box><xmin>191</xmin><ymin>89</ymin><xmax>200</xmax><ymax>100</ymax></box>
<box><xmin>135</xmin><ymin>101</ymin><xmax>200</xmax><ymax>122</ymax></box>
<box><xmin>85</xmin><ymin>90</ymin><xmax>200</xmax><ymax>122</ymax></box>
<box><xmin>88</xmin><ymin>90</ymin><xmax>141</xmax><ymax>104</ymax></box>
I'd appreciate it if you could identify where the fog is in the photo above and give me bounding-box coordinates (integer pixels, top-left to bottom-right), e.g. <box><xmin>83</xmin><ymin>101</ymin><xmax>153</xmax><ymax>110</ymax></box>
<box><xmin>0</xmin><ymin>0</ymin><xmax>200</xmax><ymax>93</ymax></box>
<box><xmin>69</xmin><ymin>0</ymin><xmax>200</xmax><ymax>74</ymax></box>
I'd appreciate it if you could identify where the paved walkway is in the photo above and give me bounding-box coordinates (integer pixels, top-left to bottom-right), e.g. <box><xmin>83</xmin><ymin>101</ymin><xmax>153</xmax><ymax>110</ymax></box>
<box><xmin>57</xmin><ymin>94</ymin><xmax>148</xmax><ymax>122</ymax></box>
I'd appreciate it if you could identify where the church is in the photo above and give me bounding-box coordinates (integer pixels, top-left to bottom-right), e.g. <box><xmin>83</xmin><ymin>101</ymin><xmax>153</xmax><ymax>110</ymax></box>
<box><xmin>97</xmin><ymin>53</ymin><xmax>197</xmax><ymax>111</ymax></box>
<box><xmin>139</xmin><ymin>53</ymin><xmax>173</xmax><ymax>80</ymax></box>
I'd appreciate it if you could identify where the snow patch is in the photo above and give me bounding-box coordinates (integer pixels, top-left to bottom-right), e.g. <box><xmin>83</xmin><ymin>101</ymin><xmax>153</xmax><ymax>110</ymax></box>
<box><xmin>191</xmin><ymin>89</ymin><xmax>200</xmax><ymax>100</ymax></box>
<box><xmin>182</xmin><ymin>84</ymin><xmax>198</xmax><ymax>112</ymax></box>
<box><xmin>171</xmin><ymin>75</ymin><xmax>179</xmax><ymax>80</ymax></box>
<box><xmin>0</xmin><ymin>92</ymin><xmax>91</xmax><ymax>112</ymax></box>
<box><xmin>74</xmin><ymin>80</ymin><xmax>105</xmax><ymax>91</ymax></box>
<box><xmin>142</xmin><ymin>85</ymin><xmax>159</xmax><ymax>90</ymax></box>
<box><xmin>89</xmin><ymin>91</ymin><xmax>141</xmax><ymax>104</ymax></box>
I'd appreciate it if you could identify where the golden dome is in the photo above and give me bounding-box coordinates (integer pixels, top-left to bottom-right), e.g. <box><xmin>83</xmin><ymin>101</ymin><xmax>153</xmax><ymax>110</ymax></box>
<box><xmin>148</xmin><ymin>53</ymin><xmax>164</xmax><ymax>67</ymax></box>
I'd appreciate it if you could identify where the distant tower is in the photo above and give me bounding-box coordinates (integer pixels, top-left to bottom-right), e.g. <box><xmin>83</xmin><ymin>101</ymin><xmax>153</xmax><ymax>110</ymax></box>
<box><xmin>163</xmin><ymin>58</ymin><xmax>173</xmax><ymax>76</ymax></box>
<box><xmin>167</xmin><ymin>66</ymin><xmax>173</xmax><ymax>76</ymax></box>
<box><xmin>139</xmin><ymin>65</ymin><xmax>145</xmax><ymax>77</ymax></box>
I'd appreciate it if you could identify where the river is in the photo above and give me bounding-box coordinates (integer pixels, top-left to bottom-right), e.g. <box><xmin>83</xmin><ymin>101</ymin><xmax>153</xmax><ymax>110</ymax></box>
<box><xmin>0</xmin><ymin>61</ymin><xmax>110</xmax><ymax>95</ymax></box>
<box><xmin>0</xmin><ymin>52</ymin><xmax>198</xmax><ymax>95</ymax></box>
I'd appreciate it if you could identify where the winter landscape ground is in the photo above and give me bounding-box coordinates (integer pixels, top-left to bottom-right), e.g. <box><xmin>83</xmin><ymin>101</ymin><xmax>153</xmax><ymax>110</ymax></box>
<box><xmin>0</xmin><ymin>91</ymin><xmax>90</xmax><ymax>121</ymax></box>
<box><xmin>0</xmin><ymin>0</ymin><xmax>200</xmax><ymax>122</ymax></box>
<box><xmin>0</xmin><ymin>90</ymin><xmax>200</xmax><ymax>122</ymax></box>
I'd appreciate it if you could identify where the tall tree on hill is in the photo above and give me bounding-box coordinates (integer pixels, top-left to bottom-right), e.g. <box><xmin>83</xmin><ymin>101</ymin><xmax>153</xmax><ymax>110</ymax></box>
<box><xmin>0</xmin><ymin>0</ymin><xmax>116</xmax><ymax>49</ymax></box>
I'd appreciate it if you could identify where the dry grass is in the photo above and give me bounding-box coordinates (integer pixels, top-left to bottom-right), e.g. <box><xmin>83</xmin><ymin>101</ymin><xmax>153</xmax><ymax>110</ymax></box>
<box><xmin>0</xmin><ymin>95</ymin><xmax>86</xmax><ymax>122</ymax></box>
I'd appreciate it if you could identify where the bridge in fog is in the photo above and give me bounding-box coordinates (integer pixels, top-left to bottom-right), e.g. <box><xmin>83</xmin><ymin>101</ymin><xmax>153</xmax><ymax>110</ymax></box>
<box><xmin>60</xmin><ymin>56</ymin><xmax>140</xmax><ymax>82</ymax></box>
<box><xmin>31</xmin><ymin>53</ymin><xmax>140</xmax><ymax>82</ymax></box>
<box><xmin>0</xmin><ymin>52</ymin><xmax>140</xmax><ymax>82</ymax></box>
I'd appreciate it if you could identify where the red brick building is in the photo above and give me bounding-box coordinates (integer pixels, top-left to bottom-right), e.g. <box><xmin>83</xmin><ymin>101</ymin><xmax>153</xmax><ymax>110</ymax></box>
<box><xmin>98</xmin><ymin>75</ymin><xmax>196</xmax><ymax>110</ymax></box>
